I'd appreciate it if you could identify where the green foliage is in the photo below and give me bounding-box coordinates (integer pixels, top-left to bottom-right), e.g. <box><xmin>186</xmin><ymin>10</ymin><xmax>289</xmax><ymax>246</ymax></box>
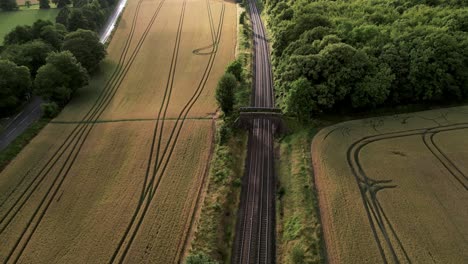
<box><xmin>186</xmin><ymin>252</ymin><xmax>219</xmax><ymax>264</ymax></box>
<box><xmin>67</xmin><ymin>9</ymin><xmax>88</xmax><ymax>31</ymax></box>
<box><xmin>53</xmin><ymin>0</ymin><xmax>71</xmax><ymax>8</ymax></box>
<box><xmin>0</xmin><ymin>0</ymin><xmax>18</xmax><ymax>11</ymax></box>
<box><xmin>268</xmin><ymin>0</ymin><xmax>468</xmax><ymax>119</ymax></box>
<box><xmin>290</xmin><ymin>245</ymin><xmax>306</xmax><ymax>264</ymax></box>
<box><xmin>39</xmin><ymin>23</ymin><xmax>68</xmax><ymax>49</ymax></box>
<box><xmin>226</xmin><ymin>59</ymin><xmax>243</xmax><ymax>82</ymax></box>
<box><xmin>216</xmin><ymin>73</ymin><xmax>237</xmax><ymax>116</ymax></box>
<box><xmin>41</xmin><ymin>101</ymin><xmax>60</xmax><ymax>118</ymax></box>
<box><xmin>284</xmin><ymin>215</ymin><xmax>301</xmax><ymax>241</ymax></box>
<box><xmin>67</xmin><ymin>0</ymin><xmax>106</xmax><ymax>32</ymax></box>
<box><xmin>4</xmin><ymin>25</ymin><xmax>34</xmax><ymax>45</ymax></box>
<box><xmin>56</xmin><ymin>6</ymin><xmax>71</xmax><ymax>27</ymax></box>
<box><xmin>62</xmin><ymin>29</ymin><xmax>106</xmax><ymax>72</ymax></box>
<box><xmin>39</xmin><ymin>0</ymin><xmax>50</xmax><ymax>9</ymax></box>
<box><xmin>0</xmin><ymin>8</ymin><xmax>59</xmax><ymax>45</ymax></box>
<box><xmin>277</xmin><ymin>126</ymin><xmax>324</xmax><ymax>263</ymax></box>
<box><xmin>34</xmin><ymin>51</ymin><xmax>88</xmax><ymax>105</ymax></box>
<box><xmin>239</xmin><ymin>11</ymin><xmax>246</xmax><ymax>24</ymax></box>
<box><xmin>1</xmin><ymin>39</ymin><xmax>54</xmax><ymax>76</ymax></box>
<box><xmin>0</xmin><ymin>60</ymin><xmax>31</xmax><ymax>116</ymax></box>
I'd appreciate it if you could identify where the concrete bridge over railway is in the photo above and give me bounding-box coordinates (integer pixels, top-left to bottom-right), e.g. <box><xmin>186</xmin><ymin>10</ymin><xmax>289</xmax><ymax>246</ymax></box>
<box><xmin>237</xmin><ymin>107</ymin><xmax>287</xmax><ymax>135</ymax></box>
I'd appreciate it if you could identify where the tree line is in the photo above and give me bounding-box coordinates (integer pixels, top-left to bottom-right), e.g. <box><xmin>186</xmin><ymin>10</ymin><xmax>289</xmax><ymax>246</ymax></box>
<box><xmin>0</xmin><ymin>0</ymin><xmax>117</xmax><ymax>117</ymax></box>
<box><xmin>265</xmin><ymin>0</ymin><xmax>468</xmax><ymax>120</ymax></box>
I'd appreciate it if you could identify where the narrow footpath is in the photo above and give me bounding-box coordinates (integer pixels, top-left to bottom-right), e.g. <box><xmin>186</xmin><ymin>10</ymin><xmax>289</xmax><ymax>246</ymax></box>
<box><xmin>232</xmin><ymin>0</ymin><xmax>276</xmax><ymax>263</ymax></box>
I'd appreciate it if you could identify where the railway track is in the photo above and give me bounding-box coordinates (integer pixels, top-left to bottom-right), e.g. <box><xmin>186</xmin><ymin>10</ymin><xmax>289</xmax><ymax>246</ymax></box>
<box><xmin>232</xmin><ymin>0</ymin><xmax>276</xmax><ymax>263</ymax></box>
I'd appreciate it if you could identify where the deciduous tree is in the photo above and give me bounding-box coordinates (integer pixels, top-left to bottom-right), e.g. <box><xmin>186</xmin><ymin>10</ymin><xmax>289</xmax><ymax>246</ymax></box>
<box><xmin>215</xmin><ymin>73</ymin><xmax>237</xmax><ymax>116</ymax></box>
<box><xmin>0</xmin><ymin>60</ymin><xmax>31</xmax><ymax>116</ymax></box>
<box><xmin>0</xmin><ymin>0</ymin><xmax>17</xmax><ymax>11</ymax></box>
<box><xmin>62</xmin><ymin>29</ymin><xmax>106</xmax><ymax>72</ymax></box>
<box><xmin>39</xmin><ymin>0</ymin><xmax>50</xmax><ymax>9</ymax></box>
<box><xmin>1</xmin><ymin>40</ymin><xmax>54</xmax><ymax>76</ymax></box>
<box><xmin>3</xmin><ymin>25</ymin><xmax>34</xmax><ymax>45</ymax></box>
<box><xmin>35</xmin><ymin>51</ymin><xmax>88</xmax><ymax>105</ymax></box>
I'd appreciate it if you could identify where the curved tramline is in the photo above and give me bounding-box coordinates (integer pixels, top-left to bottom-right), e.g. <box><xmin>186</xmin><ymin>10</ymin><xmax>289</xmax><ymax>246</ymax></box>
<box><xmin>109</xmin><ymin>1</ymin><xmax>226</xmax><ymax>262</ymax></box>
<box><xmin>346</xmin><ymin>122</ymin><xmax>468</xmax><ymax>263</ymax></box>
<box><xmin>313</xmin><ymin>107</ymin><xmax>468</xmax><ymax>263</ymax></box>
<box><xmin>0</xmin><ymin>0</ymin><xmax>168</xmax><ymax>261</ymax></box>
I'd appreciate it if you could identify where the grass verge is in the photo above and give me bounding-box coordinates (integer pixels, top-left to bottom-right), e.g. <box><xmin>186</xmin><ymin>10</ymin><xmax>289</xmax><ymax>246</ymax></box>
<box><xmin>0</xmin><ymin>118</ymin><xmax>49</xmax><ymax>172</ymax></box>
<box><xmin>275</xmin><ymin>120</ymin><xmax>325</xmax><ymax>264</ymax></box>
<box><xmin>187</xmin><ymin>122</ymin><xmax>247</xmax><ymax>263</ymax></box>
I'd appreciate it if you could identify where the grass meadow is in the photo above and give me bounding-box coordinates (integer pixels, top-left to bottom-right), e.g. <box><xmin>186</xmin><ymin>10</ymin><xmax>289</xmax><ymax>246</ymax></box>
<box><xmin>0</xmin><ymin>8</ymin><xmax>59</xmax><ymax>44</ymax></box>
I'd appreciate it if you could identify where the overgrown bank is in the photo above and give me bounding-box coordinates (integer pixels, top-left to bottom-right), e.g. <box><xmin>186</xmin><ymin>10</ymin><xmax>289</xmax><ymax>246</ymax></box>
<box><xmin>185</xmin><ymin>3</ymin><xmax>253</xmax><ymax>263</ymax></box>
<box><xmin>275</xmin><ymin>122</ymin><xmax>325</xmax><ymax>264</ymax></box>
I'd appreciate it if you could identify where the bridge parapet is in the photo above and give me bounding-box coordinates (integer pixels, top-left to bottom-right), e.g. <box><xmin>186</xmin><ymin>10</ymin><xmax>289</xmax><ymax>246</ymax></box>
<box><xmin>237</xmin><ymin>107</ymin><xmax>287</xmax><ymax>134</ymax></box>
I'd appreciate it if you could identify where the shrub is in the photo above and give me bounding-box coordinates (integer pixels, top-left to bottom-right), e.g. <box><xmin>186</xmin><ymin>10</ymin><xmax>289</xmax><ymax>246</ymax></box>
<box><xmin>186</xmin><ymin>252</ymin><xmax>218</xmax><ymax>264</ymax></box>
<box><xmin>41</xmin><ymin>102</ymin><xmax>60</xmax><ymax>118</ymax></box>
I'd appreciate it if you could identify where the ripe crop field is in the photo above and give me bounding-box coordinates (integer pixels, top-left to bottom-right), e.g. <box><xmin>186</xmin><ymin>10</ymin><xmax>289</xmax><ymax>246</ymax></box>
<box><xmin>312</xmin><ymin>106</ymin><xmax>468</xmax><ymax>264</ymax></box>
<box><xmin>0</xmin><ymin>0</ymin><xmax>236</xmax><ymax>262</ymax></box>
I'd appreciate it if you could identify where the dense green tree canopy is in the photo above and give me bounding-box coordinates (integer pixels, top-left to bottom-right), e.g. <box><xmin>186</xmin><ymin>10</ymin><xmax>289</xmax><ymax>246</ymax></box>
<box><xmin>39</xmin><ymin>23</ymin><xmax>68</xmax><ymax>49</ymax></box>
<box><xmin>39</xmin><ymin>0</ymin><xmax>50</xmax><ymax>9</ymax></box>
<box><xmin>0</xmin><ymin>0</ymin><xmax>17</xmax><ymax>11</ymax></box>
<box><xmin>216</xmin><ymin>73</ymin><xmax>237</xmax><ymax>116</ymax></box>
<box><xmin>35</xmin><ymin>51</ymin><xmax>89</xmax><ymax>105</ymax></box>
<box><xmin>3</xmin><ymin>25</ymin><xmax>34</xmax><ymax>45</ymax></box>
<box><xmin>226</xmin><ymin>59</ymin><xmax>243</xmax><ymax>82</ymax></box>
<box><xmin>0</xmin><ymin>60</ymin><xmax>31</xmax><ymax>115</ymax></box>
<box><xmin>267</xmin><ymin>0</ymin><xmax>468</xmax><ymax>119</ymax></box>
<box><xmin>52</xmin><ymin>0</ymin><xmax>70</xmax><ymax>8</ymax></box>
<box><xmin>1</xmin><ymin>40</ymin><xmax>54</xmax><ymax>76</ymax></box>
<box><xmin>62</xmin><ymin>29</ymin><xmax>106</xmax><ymax>72</ymax></box>
<box><xmin>67</xmin><ymin>1</ymin><xmax>105</xmax><ymax>31</ymax></box>
<box><xmin>56</xmin><ymin>6</ymin><xmax>71</xmax><ymax>27</ymax></box>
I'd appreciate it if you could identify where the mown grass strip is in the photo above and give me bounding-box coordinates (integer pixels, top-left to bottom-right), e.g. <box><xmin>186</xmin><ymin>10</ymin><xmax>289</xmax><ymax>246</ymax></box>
<box><xmin>0</xmin><ymin>119</ymin><xmax>49</xmax><ymax>173</ymax></box>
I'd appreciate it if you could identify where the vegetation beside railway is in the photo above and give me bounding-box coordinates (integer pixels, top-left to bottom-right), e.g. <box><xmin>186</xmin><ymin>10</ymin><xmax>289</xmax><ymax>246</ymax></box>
<box><xmin>275</xmin><ymin>122</ymin><xmax>325</xmax><ymax>264</ymax></box>
<box><xmin>187</xmin><ymin>3</ymin><xmax>252</xmax><ymax>263</ymax></box>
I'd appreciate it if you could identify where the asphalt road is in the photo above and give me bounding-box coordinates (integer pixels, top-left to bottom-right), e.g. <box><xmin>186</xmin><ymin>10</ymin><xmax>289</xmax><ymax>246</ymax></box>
<box><xmin>0</xmin><ymin>96</ymin><xmax>43</xmax><ymax>151</ymax></box>
<box><xmin>0</xmin><ymin>0</ymin><xmax>127</xmax><ymax>152</ymax></box>
<box><xmin>232</xmin><ymin>0</ymin><xmax>276</xmax><ymax>263</ymax></box>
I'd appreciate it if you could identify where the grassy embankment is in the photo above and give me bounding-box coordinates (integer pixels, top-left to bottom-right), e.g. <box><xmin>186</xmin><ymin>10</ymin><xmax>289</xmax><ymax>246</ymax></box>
<box><xmin>276</xmin><ymin>120</ymin><xmax>325</xmax><ymax>264</ymax></box>
<box><xmin>0</xmin><ymin>8</ymin><xmax>59</xmax><ymax>44</ymax></box>
<box><xmin>186</xmin><ymin>2</ymin><xmax>253</xmax><ymax>263</ymax></box>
